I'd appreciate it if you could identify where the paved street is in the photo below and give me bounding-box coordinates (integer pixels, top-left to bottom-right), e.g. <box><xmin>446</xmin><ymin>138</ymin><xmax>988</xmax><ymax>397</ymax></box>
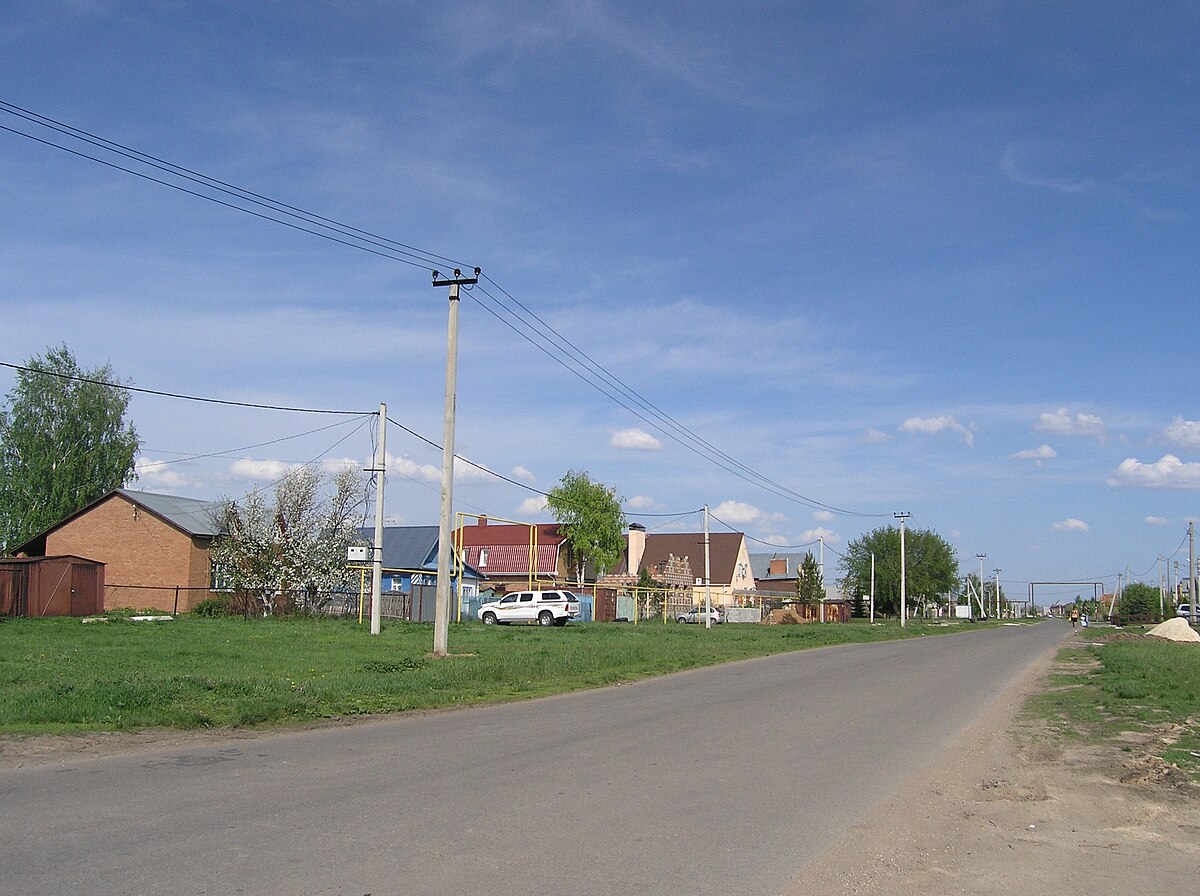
<box><xmin>1</xmin><ymin>621</ymin><xmax>1068</xmax><ymax>895</ymax></box>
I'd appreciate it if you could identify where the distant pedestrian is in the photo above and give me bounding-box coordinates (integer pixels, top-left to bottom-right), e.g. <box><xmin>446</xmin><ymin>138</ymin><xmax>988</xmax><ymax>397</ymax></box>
<box><xmin>1069</xmin><ymin>607</ymin><xmax>1079</xmax><ymax>629</ymax></box>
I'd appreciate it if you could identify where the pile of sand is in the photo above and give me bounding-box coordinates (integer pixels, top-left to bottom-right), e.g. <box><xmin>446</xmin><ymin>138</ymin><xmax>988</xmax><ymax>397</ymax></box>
<box><xmin>1145</xmin><ymin>616</ymin><xmax>1200</xmax><ymax>642</ymax></box>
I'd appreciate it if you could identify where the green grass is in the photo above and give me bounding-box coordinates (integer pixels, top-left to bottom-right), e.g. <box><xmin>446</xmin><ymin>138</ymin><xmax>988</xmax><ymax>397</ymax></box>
<box><xmin>0</xmin><ymin>615</ymin><xmax>971</xmax><ymax>735</ymax></box>
<box><xmin>1025</xmin><ymin>632</ymin><xmax>1200</xmax><ymax>778</ymax></box>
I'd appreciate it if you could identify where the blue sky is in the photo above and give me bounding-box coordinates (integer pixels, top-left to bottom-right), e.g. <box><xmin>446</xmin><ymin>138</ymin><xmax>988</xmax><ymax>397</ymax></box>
<box><xmin>3</xmin><ymin>1</ymin><xmax>1199</xmax><ymax>600</ymax></box>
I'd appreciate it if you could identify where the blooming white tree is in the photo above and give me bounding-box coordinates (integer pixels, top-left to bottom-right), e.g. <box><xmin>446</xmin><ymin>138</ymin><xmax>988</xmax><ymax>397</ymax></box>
<box><xmin>210</xmin><ymin>465</ymin><xmax>367</xmax><ymax>615</ymax></box>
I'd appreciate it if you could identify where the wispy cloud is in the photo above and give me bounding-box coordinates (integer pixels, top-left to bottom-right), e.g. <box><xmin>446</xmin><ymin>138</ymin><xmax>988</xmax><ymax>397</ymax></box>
<box><xmin>1011</xmin><ymin>444</ymin><xmax>1056</xmax><ymax>461</ymax></box>
<box><xmin>511</xmin><ymin>465</ymin><xmax>536</xmax><ymax>484</ymax></box>
<box><xmin>610</xmin><ymin>428</ymin><xmax>664</xmax><ymax>451</ymax></box>
<box><xmin>799</xmin><ymin>526</ymin><xmax>839</xmax><ymax>544</ymax></box>
<box><xmin>1034</xmin><ymin>408</ymin><xmax>1105</xmax><ymax>439</ymax></box>
<box><xmin>1001</xmin><ymin>147</ymin><xmax>1101</xmax><ymax>196</ymax></box>
<box><xmin>229</xmin><ymin>458</ymin><xmax>297</xmax><ymax>481</ymax></box>
<box><xmin>627</xmin><ymin>494</ymin><xmax>661</xmax><ymax>510</ymax></box>
<box><xmin>1145</xmin><ymin>516</ymin><xmax>1169</xmax><ymax>526</ymax></box>
<box><xmin>862</xmin><ymin>428</ymin><xmax>892</xmax><ymax>444</ymax></box>
<box><xmin>1108</xmin><ymin>455</ymin><xmax>1200</xmax><ymax>489</ymax></box>
<box><xmin>812</xmin><ymin>510</ymin><xmax>835</xmax><ymax>522</ymax></box>
<box><xmin>899</xmin><ymin>415</ymin><xmax>975</xmax><ymax>447</ymax></box>
<box><xmin>134</xmin><ymin>458</ymin><xmax>202</xmax><ymax>491</ymax></box>
<box><xmin>1053</xmin><ymin>518</ymin><xmax>1090</xmax><ymax>532</ymax></box>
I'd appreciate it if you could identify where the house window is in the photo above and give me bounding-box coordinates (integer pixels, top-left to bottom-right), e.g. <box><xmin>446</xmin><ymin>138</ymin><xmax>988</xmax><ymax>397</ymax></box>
<box><xmin>479</xmin><ymin>548</ymin><xmax>489</xmax><ymax>568</ymax></box>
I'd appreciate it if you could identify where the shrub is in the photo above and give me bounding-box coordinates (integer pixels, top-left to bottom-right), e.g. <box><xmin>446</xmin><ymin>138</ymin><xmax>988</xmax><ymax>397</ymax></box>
<box><xmin>191</xmin><ymin>595</ymin><xmax>233</xmax><ymax>618</ymax></box>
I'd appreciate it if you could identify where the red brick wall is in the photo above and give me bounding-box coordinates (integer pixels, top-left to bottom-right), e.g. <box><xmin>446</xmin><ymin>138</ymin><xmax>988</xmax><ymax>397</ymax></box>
<box><xmin>45</xmin><ymin>494</ymin><xmax>212</xmax><ymax>611</ymax></box>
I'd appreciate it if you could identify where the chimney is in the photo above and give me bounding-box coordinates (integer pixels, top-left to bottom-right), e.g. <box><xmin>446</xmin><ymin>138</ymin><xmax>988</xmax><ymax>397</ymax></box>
<box><xmin>628</xmin><ymin>523</ymin><xmax>646</xmax><ymax>575</ymax></box>
<box><xmin>769</xmin><ymin>557</ymin><xmax>787</xmax><ymax>577</ymax></box>
<box><xmin>478</xmin><ymin>515</ymin><xmax>487</xmax><ymax>527</ymax></box>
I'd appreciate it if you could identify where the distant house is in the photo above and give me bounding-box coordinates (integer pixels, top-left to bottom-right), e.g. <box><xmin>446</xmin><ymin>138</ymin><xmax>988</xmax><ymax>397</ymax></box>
<box><xmin>357</xmin><ymin>525</ymin><xmax>485</xmax><ymax>621</ymax></box>
<box><xmin>13</xmin><ymin>488</ymin><xmax>223</xmax><ymax>613</ymax></box>
<box><xmin>610</xmin><ymin>523</ymin><xmax>755</xmax><ymax>606</ymax></box>
<box><xmin>750</xmin><ymin>552</ymin><xmax>811</xmax><ymax>595</ymax></box>
<box><xmin>455</xmin><ymin>517</ymin><xmax>578</xmax><ymax>593</ymax></box>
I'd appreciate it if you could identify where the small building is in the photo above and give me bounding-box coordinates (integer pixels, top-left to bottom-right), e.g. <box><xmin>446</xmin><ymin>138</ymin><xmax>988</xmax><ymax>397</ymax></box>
<box><xmin>0</xmin><ymin>555</ymin><xmax>105</xmax><ymax>617</ymax></box>
<box><xmin>13</xmin><ymin>489</ymin><xmax>223</xmax><ymax>613</ymax></box>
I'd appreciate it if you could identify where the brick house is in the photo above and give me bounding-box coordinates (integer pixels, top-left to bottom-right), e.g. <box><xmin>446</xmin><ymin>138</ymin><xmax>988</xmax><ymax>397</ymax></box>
<box><xmin>14</xmin><ymin>489</ymin><xmax>223</xmax><ymax>612</ymax></box>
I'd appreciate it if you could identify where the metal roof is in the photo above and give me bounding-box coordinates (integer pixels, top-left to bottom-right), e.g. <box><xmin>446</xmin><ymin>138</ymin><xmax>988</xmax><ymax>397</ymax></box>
<box><xmin>117</xmin><ymin>489</ymin><xmax>224</xmax><ymax>538</ymax></box>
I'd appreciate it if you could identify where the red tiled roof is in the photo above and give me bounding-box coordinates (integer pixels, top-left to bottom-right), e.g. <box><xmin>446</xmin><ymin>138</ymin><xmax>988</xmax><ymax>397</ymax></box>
<box><xmin>457</xmin><ymin>521</ymin><xmax>564</xmax><ymax>547</ymax></box>
<box><xmin>463</xmin><ymin>544</ymin><xmax>559</xmax><ymax>575</ymax></box>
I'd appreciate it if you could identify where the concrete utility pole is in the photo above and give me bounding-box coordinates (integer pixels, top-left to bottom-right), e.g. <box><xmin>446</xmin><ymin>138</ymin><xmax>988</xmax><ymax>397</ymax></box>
<box><xmin>370</xmin><ymin>403</ymin><xmax>387</xmax><ymax>636</ymax></box>
<box><xmin>1191</xmin><ymin>521</ymin><xmax>1197</xmax><ymax>626</ymax></box>
<box><xmin>895</xmin><ymin>512</ymin><xmax>911</xmax><ymax>626</ymax></box>
<box><xmin>976</xmin><ymin>553</ymin><xmax>986</xmax><ymax>618</ymax></box>
<box><xmin>1158</xmin><ymin>555</ymin><xmax>1166</xmax><ymax>619</ymax></box>
<box><xmin>818</xmin><ymin>534</ymin><xmax>825</xmax><ymax>623</ymax></box>
<box><xmin>869</xmin><ymin>551</ymin><xmax>875</xmax><ymax>623</ymax></box>
<box><xmin>994</xmin><ymin>568</ymin><xmax>1002</xmax><ymax>618</ymax></box>
<box><xmin>703</xmin><ymin>504</ymin><xmax>712</xmax><ymax>630</ymax></box>
<box><xmin>432</xmin><ymin>268</ymin><xmax>479</xmax><ymax>658</ymax></box>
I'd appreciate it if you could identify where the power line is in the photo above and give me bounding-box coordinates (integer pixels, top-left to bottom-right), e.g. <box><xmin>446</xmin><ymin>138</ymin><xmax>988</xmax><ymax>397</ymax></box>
<box><xmin>139</xmin><ymin>416</ymin><xmax>374</xmax><ymax>466</ymax></box>
<box><xmin>0</xmin><ymin>360</ymin><xmax>369</xmax><ymax>415</ymax></box>
<box><xmin>1</xmin><ymin>102</ymin><xmax>885</xmax><ymax>520</ymax></box>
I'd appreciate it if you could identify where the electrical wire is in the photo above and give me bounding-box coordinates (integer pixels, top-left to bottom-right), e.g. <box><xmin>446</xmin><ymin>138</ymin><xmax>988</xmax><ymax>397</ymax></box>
<box><xmin>1</xmin><ymin>102</ymin><xmax>886</xmax><ymax>520</ymax></box>
<box><xmin>138</xmin><ymin>415</ymin><xmax>374</xmax><ymax>466</ymax></box>
<box><xmin>0</xmin><ymin>360</ymin><xmax>369</xmax><ymax>415</ymax></box>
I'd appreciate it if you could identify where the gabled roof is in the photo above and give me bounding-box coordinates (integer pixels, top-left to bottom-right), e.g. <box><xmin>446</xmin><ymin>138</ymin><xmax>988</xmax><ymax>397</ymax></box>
<box><xmin>457</xmin><ymin>521</ymin><xmax>565</xmax><ymax>547</ymax></box>
<box><xmin>13</xmin><ymin>488</ymin><xmax>223</xmax><ymax>555</ymax></box>
<box><xmin>632</xmin><ymin>532</ymin><xmax>745</xmax><ymax>585</ymax></box>
<box><xmin>455</xmin><ymin>520</ymin><xmax>563</xmax><ymax>576</ymax></box>
<box><xmin>117</xmin><ymin>489</ymin><xmax>224</xmax><ymax>538</ymax></box>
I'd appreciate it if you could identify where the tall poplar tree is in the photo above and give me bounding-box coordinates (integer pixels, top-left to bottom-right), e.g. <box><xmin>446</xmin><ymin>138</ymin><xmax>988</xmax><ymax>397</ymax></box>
<box><xmin>0</xmin><ymin>346</ymin><xmax>140</xmax><ymax>552</ymax></box>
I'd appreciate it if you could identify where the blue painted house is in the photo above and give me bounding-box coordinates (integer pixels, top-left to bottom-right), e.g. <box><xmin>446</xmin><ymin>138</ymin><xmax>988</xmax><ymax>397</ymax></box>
<box><xmin>359</xmin><ymin>525</ymin><xmax>485</xmax><ymax>621</ymax></box>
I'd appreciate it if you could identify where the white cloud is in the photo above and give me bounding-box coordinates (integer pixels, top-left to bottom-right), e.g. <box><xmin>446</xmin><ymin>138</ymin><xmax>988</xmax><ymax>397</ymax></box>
<box><xmin>1108</xmin><ymin>455</ymin><xmax>1200</xmax><ymax>489</ymax></box>
<box><xmin>228</xmin><ymin>458</ymin><xmax>298</xmax><ymax>481</ymax></box>
<box><xmin>862</xmin><ymin>428</ymin><xmax>892</xmax><ymax>443</ymax></box>
<box><xmin>321</xmin><ymin>456</ymin><xmax>361</xmax><ymax>474</ymax></box>
<box><xmin>387</xmin><ymin>454</ymin><xmax>440</xmax><ymax>483</ymax></box>
<box><xmin>609</xmin><ymin>428</ymin><xmax>664</xmax><ymax>451</ymax></box>
<box><xmin>1034</xmin><ymin>408</ymin><xmax>1105</xmax><ymax>438</ymax></box>
<box><xmin>1145</xmin><ymin>516</ymin><xmax>1170</xmax><ymax>526</ymax></box>
<box><xmin>799</xmin><ymin>526</ymin><xmax>839</xmax><ymax>543</ymax></box>
<box><xmin>516</xmin><ymin>495</ymin><xmax>548</xmax><ymax>515</ymax></box>
<box><xmin>1164</xmin><ymin>417</ymin><xmax>1200</xmax><ymax>448</ymax></box>
<box><xmin>134</xmin><ymin>458</ymin><xmax>200</xmax><ymax>491</ymax></box>
<box><xmin>711</xmin><ymin>499</ymin><xmax>784</xmax><ymax>525</ymax></box>
<box><xmin>1053</xmin><ymin>518</ymin><xmax>1090</xmax><ymax>532</ymax></box>
<box><xmin>627</xmin><ymin>494</ymin><xmax>660</xmax><ymax>510</ymax></box>
<box><xmin>899</xmin><ymin>415</ymin><xmax>975</xmax><ymax>447</ymax></box>
<box><xmin>812</xmin><ymin>510</ymin><xmax>835</xmax><ymax>522</ymax></box>
<box><xmin>511</xmin><ymin>465</ymin><xmax>536</xmax><ymax>484</ymax></box>
<box><xmin>1011</xmin><ymin>444</ymin><xmax>1056</xmax><ymax>461</ymax></box>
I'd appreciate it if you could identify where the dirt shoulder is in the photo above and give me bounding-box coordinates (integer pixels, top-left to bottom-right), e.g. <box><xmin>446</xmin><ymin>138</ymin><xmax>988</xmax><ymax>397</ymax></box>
<box><xmin>782</xmin><ymin>640</ymin><xmax>1200</xmax><ymax>895</ymax></box>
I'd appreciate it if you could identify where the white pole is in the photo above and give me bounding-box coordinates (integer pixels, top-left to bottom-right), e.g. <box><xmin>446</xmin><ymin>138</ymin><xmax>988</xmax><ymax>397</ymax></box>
<box><xmin>976</xmin><ymin>553</ymin><xmax>987</xmax><ymax>618</ymax></box>
<box><xmin>994</xmin><ymin>568</ymin><xmax>1001</xmax><ymax>619</ymax></box>
<box><xmin>370</xmin><ymin>403</ymin><xmax>386</xmax><ymax>636</ymax></box>
<box><xmin>1190</xmin><ymin>521</ymin><xmax>1197</xmax><ymax>626</ymax></box>
<box><xmin>869</xmin><ymin>551</ymin><xmax>875</xmax><ymax>623</ymax></box>
<box><xmin>703</xmin><ymin>504</ymin><xmax>712</xmax><ymax>630</ymax></box>
<box><xmin>818</xmin><ymin>535</ymin><xmax>825</xmax><ymax>623</ymax></box>
<box><xmin>895</xmin><ymin>513</ymin><xmax>910</xmax><ymax>626</ymax></box>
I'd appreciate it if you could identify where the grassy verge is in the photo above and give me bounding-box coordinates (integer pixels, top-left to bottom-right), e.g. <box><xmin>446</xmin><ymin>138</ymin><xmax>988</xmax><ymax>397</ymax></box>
<box><xmin>0</xmin><ymin>615</ymin><xmax>976</xmax><ymax>736</ymax></box>
<box><xmin>1025</xmin><ymin>629</ymin><xmax>1200</xmax><ymax>779</ymax></box>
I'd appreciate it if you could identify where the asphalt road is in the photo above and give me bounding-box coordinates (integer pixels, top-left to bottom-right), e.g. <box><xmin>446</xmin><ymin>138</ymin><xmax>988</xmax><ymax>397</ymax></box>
<box><xmin>1</xmin><ymin>621</ymin><xmax>1068</xmax><ymax>896</ymax></box>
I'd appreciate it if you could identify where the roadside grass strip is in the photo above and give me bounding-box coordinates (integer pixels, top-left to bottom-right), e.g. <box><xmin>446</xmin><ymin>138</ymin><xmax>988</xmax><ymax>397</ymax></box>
<box><xmin>0</xmin><ymin>615</ymin><xmax>978</xmax><ymax>736</ymax></box>
<box><xmin>1025</xmin><ymin>633</ymin><xmax>1200</xmax><ymax>780</ymax></box>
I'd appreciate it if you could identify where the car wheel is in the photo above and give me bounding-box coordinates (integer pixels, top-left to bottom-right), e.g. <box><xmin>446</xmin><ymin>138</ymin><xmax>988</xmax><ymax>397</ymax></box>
<box><xmin>676</xmin><ymin>616</ymin><xmax>688</xmax><ymax>623</ymax></box>
<box><xmin>538</xmin><ymin>610</ymin><xmax>555</xmax><ymax>626</ymax></box>
<box><xmin>481</xmin><ymin>611</ymin><xmax>497</xmax><ymax>625</ymax></box>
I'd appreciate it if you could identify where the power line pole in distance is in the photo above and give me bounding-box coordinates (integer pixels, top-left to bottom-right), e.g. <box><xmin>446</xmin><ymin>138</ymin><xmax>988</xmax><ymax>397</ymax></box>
<box><xmin>432</xmin><ymin>268</ymin><xmax>479</xmax><ymax>658</ymax></box>
<box><xmin>895</xmin><ymin>512</ymin><xmax>911</xmax><ymax>626</ymax></box>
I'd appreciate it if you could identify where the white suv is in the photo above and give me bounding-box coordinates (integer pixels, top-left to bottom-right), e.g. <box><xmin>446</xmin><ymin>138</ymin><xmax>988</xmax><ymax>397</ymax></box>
<box><xmin>478</xmin><ymin>590</ymin><xmax>581</xmax><ymax>626</ymax></box>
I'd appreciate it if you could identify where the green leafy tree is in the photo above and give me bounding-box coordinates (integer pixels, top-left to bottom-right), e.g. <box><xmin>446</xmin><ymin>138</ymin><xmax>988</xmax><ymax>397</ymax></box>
<box><xmin>545</xmin><ymin>469</ymin><xmax>626</xmax><ymax>585</ymax></box>
<box><xmin>0</xmin><ymin>345</ymin><xmax>140</xmax><ymax>553</ymax></box>
<box><xmin>796</xmin><ymin>551</ymin><xmax>825</xmax><ymax>605</ymax></box>
<box><xmin>209</xmin><ymin>465</ymin><xmax>367</xmax><ymax>615</ymax></box>
<box><xmin>837</xmin><ymin>525</ymin><xmax>958</xmax><ymax>617</ymax></box>
<box><xmin>1116</xmin><ymin>581</ymin><xmax>1160</xmax><ymax>623</ymax></box>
